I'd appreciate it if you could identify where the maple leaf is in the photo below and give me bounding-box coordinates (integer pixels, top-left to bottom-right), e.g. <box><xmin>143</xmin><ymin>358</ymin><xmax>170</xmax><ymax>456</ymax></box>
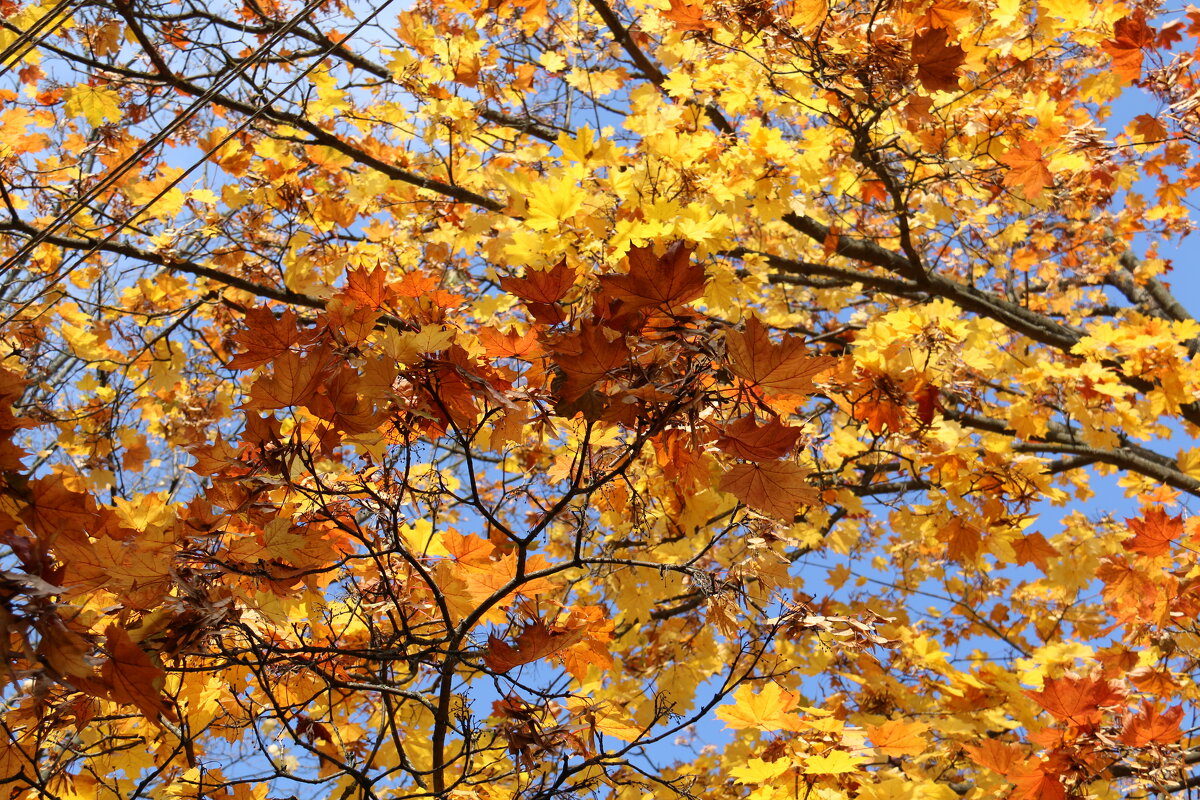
<box><xmin>63</xmin><ymin>85</ymin><xmax>122</xmax><ymax>125</ymax></box>
<box><xmin>599</xmin><ymin>242</ymin><xmax>704</xmax><ymax>316</ymax></box>
<box><xmin>484</xmin><ymin>622</ymin><xmax>587</xmax><ymax>672</ymax></box>
<box><xmin>1012</xmin><ymin>532</ymin><xmax>1059</xmax><ymax>571</ymax></box>
<box><xmin>1000</xmin><ymin>141</ymin><xmax>1054</xmax><ymax>200</ymax></box>
<box><xmin>1024</xmin><ymin>673</ymin><xmax>1127</xmax><ymax>729</ymax></box>
<box><xmin>1101</xmin><ymin>11</ymin><xmax>1154</xmax><ymax>83</ymax></box>
<box><xmin>1131</xmin><ymin>113</ymin><xmax>1167</xmax><ymax>143</ymax></box>
<box><xmin>802</xmin><ymin>751</ymin><xmax>866</xmax><ymax>775</ymax></box>
<box><xmin>228</xmin><ymin>307</ymin><xmax>311</xmax><ymax>369</ymax></box>
<box><xmin>243</xmin><ymin>346</ymin><xmax>331</xmax><ymax>410</ymax></box>
<box><xmin>340</xmin><ymin>265</ymin><xmax>394</xmax><ymax>310</ymax></box>
<box><xmin>715</xmin><ymin>682</ymin><xmax>800</xmax><ymax>731</ymax></box>
<box><xmin>939</xmin><ymin>517</ymin><xmax>982</xmax><ymax>563</ymax></box>
<box><xmin>867</xmin><ymin>719</ymin><xmax>928</xmax><ymax>757</ymax></box>
<box><xmin>789</xmin><ymin>0</ymin><xmax>828</xmax><ymax>31</ymax></box>
<box><xmin>715</xmin><ymin>415</ymin><xmax>803</xmax><ymax>461</ymax></box>
<box><xmin>478</xmin><ymin>325</ymin><xmax>542</xmax><ymax>359</ymax></box>
<box><xmin>719</xmin><ymin>461</ymin><xmax>820</xmax><ymax>520</ymax></box>
<box><xmin>725</xmin><ymin>316</ymin><xmax>836</xmax><ymax>397</ymax></box>
<box><xmin>499</xmin><ymin>259</ymin><xmax>576</xmax><ymax>324</ymax></box>
<box><xmin>921</xmin><ymin>0</ymin><xmax>971</xmax><ymax>29</ymax></box>
<box><xmin>1123</xmin><ymin>506</ymin><xmax>1183</xmax><ymax>557</ymax></box>
<box><xmin>20</xmin><ymin>476</ymin><xmax>99</xmax><ymax>544</ymax></box>
<box><xmin>1009</xmin><ymin>762</ymin><xmax>1066</xmax><ymax>800</ymax></box>
<box><xmin>729</xmin><ymin>757</ymin><xmax>790</xmax><ymax>785</ymax></box>
<box><xmin>1120</xmin><ymin>701</ymin><xmax>1182</xmax><ymax>746</ymax></box>
<box><xmin>662</xmin><ymin>0</ymin><xmax>715</xmax><ymax>31</ymax></box>
<box><xmin>551</xmin><ymin>322</ymin><xmax>630</xmax><ymax>402</ymax></box>
<box><xmin>911</xmin><ymin>28</ymin><xmax>966</xmax><ymax>93</ymax></box>
<box><xmin>35</xmin><ymin>616</ymin><xmax>94</xmax><ymax>678</ymax></box>
<box><xmin>1128</xmin><ymin>665</ymin><xmax>1179</xmax><ymax>695</ymax></box>
<box><xmin>101</xmin><ymin>625</ymin><xmax>176</xmax><ymax>722</ymax></box>
<box><xmin>965</xmin><ymin>738</ymin><xmax>1025</xmax><ymax>775</ymax></box>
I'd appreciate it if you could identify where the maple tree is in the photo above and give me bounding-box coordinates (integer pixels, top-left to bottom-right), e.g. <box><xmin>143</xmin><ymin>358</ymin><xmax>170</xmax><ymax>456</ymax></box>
<box><xmin>0</xmin><ymin>0</ymin><xmax>1198</xmax><ymax>796</ymax></box>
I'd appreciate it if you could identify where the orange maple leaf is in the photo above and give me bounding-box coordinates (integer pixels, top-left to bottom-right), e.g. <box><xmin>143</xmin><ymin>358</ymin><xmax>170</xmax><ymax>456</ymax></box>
<box><xmin>719</xmin><ymin>461</ymin><xmax>820</xmax><ymax>520</ymax></box>
<box><xmin>920</xmin><ymin>0</ymin><xmax>971</xmax><ymax>29</ymax></box>
<box><xmin>725</xmin><ymin>316</ymin><xmax>836</xmax><ymax>397</ymax></box>
<box><xmin>939</xmin><ymin>517</ymin><xmax>982</xmax><ymax>563</ymax></box>
<box><xmin>866</xmin><ymin>719</ymin><xmax>928</xmax><ymax>757</ymax></box>
<box><xmin>1024</xmin><ymin>673</ymin><xmax>1127</xmax><ymax>729</ymax></box>
<box><xmin>35</xmin><ymin>617</ymin><xmax>93</xmax><ymax>679</ymax></box>
<box><xmin>964</xmin><ymin>738</ymin><xmax>1025</xmax><ymax>775</ymax></box>
<box><xmin>911</xmin><ymin>28</ymin><xmax>966</xmax><ymax>93</ymax></box>
<box><xmin>341</xmin><ymin>265</ymin><xmax>394</xmax><ymax>310</ymax></box>
<box><xmin>1012</xmin><ymin>532</ymin><xmax>1059</xmax><ymax>571</ymax></box>
<box><xmin>20</xmin><ymin>476</ymin><xmax>98</xmax><ymax>544</ymax></box>
<box><xmin>1000</xmin><ymin>141</ymin><xmax>1054</xmax><ymax>200</ymax></box>
<box><xmin>1124</xmin><ymin>506</ymin><xmax>1184</xmax><ymax>556</ymax></box>
<box><xmin>1101</xmin><ymin>11</ymin><xmax>1154</xmax><ymax>83</ymax></box>
<box><xmin>479</xmin><ymin>325</ymin><xmax>542</xmax><ymax>359</ymax></box>
<box><xmin>1009</xmin><ymin>761</ymin><xmax>1066</xmax><ymax>800</ymax></box>
<box><xmin>715</xmin><ymin>415</ymin><xmax>803</xmax><ymax>461</ymax></box>
<box><xmin>1120</xmin><ymin>701</ymin><xmax>1183</xmax><ymax>746</ymax></box>
<box><xmin>662</xmin><ymin>0</ymin><xmax>715</xmax><ymax>31</ymax></box>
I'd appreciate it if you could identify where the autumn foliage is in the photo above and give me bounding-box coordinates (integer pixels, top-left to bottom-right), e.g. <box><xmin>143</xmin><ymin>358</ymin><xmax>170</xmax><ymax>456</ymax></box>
<box><xmin>0</xmin><ymin>0</ymin><xmax>1198</xmax><ymax>797</ymax></box>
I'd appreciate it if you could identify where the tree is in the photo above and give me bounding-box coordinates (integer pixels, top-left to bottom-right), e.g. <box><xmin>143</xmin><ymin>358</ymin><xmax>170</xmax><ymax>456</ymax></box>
<box><xmin>0</xmin><ymin>0</ymin><xmax>1196</xmax><ymax>796</ymax></box>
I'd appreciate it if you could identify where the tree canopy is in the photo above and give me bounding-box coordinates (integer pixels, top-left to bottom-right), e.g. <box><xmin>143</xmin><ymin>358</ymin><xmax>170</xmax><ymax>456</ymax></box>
<box><xmin>0</xmin><ymin>0</ymin><xmax>1197</xmax><ymax>796</ymax></box>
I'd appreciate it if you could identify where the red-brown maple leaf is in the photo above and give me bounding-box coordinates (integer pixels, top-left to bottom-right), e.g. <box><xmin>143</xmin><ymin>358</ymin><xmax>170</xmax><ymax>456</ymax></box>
<box><xmin>243</xmin><ymin>346</ymin><xmax>331</xmax><ymax>410</ymax></box>
<box><xmin>725</xmin><ymin>316</ymin><xmax>836</xmax><ymax>397</ymax></box>
<box><xmin>484</xmin><ymin>622</ymin><xmax>587</xmax><ymax>672</ymax></box>
<box><xmin>101</xmin><ymin>625</ymin><xmax>176</xmax><ymax>722</ymax></box>
<box><xmin>228</xmin><ymin>306</ymin><xmax>312</xmax><ymax>370</ymax></box>
<box><xmin>715</xmin><ymin>415</ymin><xmax>803</xmax><ymax>461</ymax></box>
<box><xmin>1124</xmin><ymin>506</ymin><xmax>1183</xmax><ymax>557</ymax></box>
<box><xmin>719</xmin><ymin>461</ymin><xmax>821</xmax><ymax>520</ymax></box>
<box><xmin>500</xmin><ymin>259</ymin><xmax>575</xmax><ymax>324</ymax></box>
<box><xmin>598</xmin><ymin>242</ymin><xmax>704</xmax><ymax>316</ymax></box>
<box><xmin>551</xmin><ymin>322</ymin><xmax>629</xmax><ymax>401</ymax></box>
<box><xmin>912</xmin><ymin>28</ymin><xmax>966</xmax><ymax>93</ymax></box>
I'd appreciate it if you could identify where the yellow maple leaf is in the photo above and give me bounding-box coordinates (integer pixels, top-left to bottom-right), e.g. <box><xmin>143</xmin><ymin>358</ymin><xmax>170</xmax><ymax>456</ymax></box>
<box><xmin>714</xmin><ymin>682</ymin><xmax>800</xmax><ymax>731</ymax></box>
<box><xmin>524</xmin><ymin>171</ymin><xmax>586</xmax><ymax>231</ymax></box>
<box><xmin>384</xmin><ymin>325</ymin><xmax>455</xmax><ymax>365</ymax></box>
<box><xmin>801</xmin><ymin>750</ymin><xmax>867</xmax><ymax>774</ymax></box>
<box><xmin>730</xmin><ymin>756</ymin><xmax>791</xmax><ymax>784</ymax></box>
<box><xmin>63</xmin><ymin>85</ymin><xmax>122</xmax><ymax>126</ymax></box>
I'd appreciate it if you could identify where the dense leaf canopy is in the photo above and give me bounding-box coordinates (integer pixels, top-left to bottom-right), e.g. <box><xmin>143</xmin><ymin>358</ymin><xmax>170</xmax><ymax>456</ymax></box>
<box><xmin>0</xmin><ymin>0</ymin><xmax>1197</xmax><ymax>797</ymax></box>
